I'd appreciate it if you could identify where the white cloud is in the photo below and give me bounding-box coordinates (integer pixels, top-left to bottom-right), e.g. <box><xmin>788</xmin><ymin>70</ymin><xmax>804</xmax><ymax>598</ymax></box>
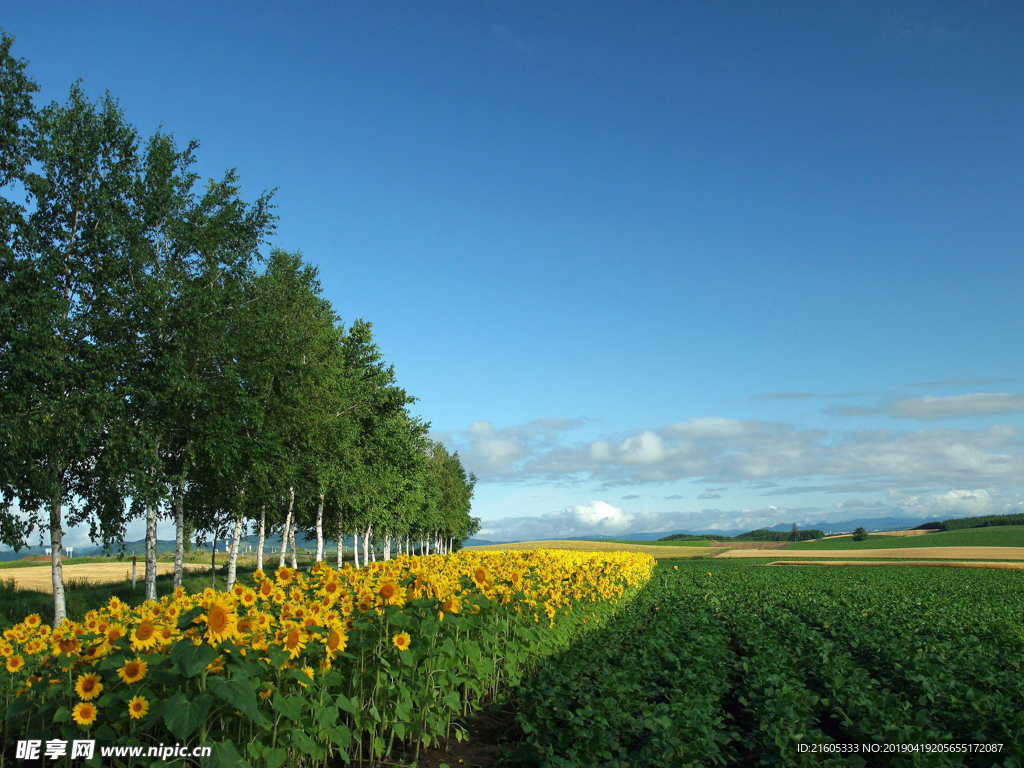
<box><xmin>447</xmin><ymin>414</ymin><xmax>1024</xmax><ymax>491</ymax></box>
<box><xmin>439</xmin><ymin>418</ymin><xmax>584</xmax><ymax>481</ymax></box>
<box><xmin>476</xmin><ymin>489</ymin><xmax>1024</xmax><ymax>542</ymax></box>
<box><xmin>831</xmin><ymin>393</ymin><xmax>1024</xmax><ymax>420</ymax></box>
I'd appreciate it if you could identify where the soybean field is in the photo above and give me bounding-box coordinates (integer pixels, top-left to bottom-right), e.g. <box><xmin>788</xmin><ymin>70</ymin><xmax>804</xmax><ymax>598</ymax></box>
<box><xmin>503</xmin><ymin>560</ymin><xmax>1024</xmax><ymax>768</ymax></box>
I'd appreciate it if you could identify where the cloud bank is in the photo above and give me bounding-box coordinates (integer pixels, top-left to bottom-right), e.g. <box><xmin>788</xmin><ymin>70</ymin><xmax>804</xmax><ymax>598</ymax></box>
<box><xmin>476</xmin><ymin>490</ymin><xmax>1024</xmax><ymax>542</ymax></box>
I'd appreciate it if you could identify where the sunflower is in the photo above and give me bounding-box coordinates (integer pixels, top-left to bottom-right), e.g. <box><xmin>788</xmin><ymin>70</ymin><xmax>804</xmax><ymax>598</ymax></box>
<box><xmin>74</xmin><ymin>673</ymin><xmax>103</xmax><ymax>701</ymax></box>
<box><xmin>283</xmin><ymin>627</ymin><xmax>307</xmax><ymax>659</ymax></box>
<box><xmin>298</xmin><ymin>666</ymin><xmax>315</xmax><ymax>688</ymax></box>
<box><xmin>472</xmin><ymin>566</ymin><xmax>488</xmax><ymax>586</ymax></box>
<box><xmin>71</xmin><ymin>702</ymin><xmax>97</xmax><ymax>727</ymax></box>
<box><xmin>103</xmin><ymin>623</ymin><xmax>127</xmax><ymax>649</ymax></box>
<box><xmin>203</xmin><ymin>598</ymin><xmax>238</xmax><ymax>645</ymax></box>
<box><xmin>377</xmin><ymin>581</ymin><xmax>404</xmax><ymax>606</ymax></box>
<box><xmin>5</xmin><ymin>655</ymin><xmax>24</xmax><ymax>673</ymax></box>
<box><xmin>321</xmin><ymin>579</ymin><xmax>341</xmax><ymax>599</ymax></box>
<box><xmin>117</xmin><ymin>658</ymin><xmax>148</xmax><ymax>684</ymax></box>
<box><xmin>23</xmin><ymin>614</ymin><xmax>41</xmax><ymax>628</ymax></box>
<box><xmin>52</xmin><ymin>635</ymin><xmax>81</xmax><ymax>659</ymax></box>
<box><xmin>259</xmin><ymin>580</ymin><xmax>275</xmax><ymax>598</ymax></box>
<box><xmin>275</xmin><ymin>566</ymin><xmax>294</xmax><ymax>584</ymax></box>
<box><xmin>324</xmin><ymin>627</ymin><xmax>348</xmax><ymax>657</ymax></box>
<box><xmin>127</xmin><ymin>695</ymin><xmax>150</xmax><ymax>720</ymax></box>
<box><xmin>130</xmin><ymin>621</ymin><xmax>158</xmax><ymax>652</ymax></box>
<box><xmin>392</xmin><ymin>632</ymin><xmax>411</xmax><ymax>652</ymax></box>
<box><xmin>438</xmin><ymin>595</ymin><xmax>461</xmax><ymax>622</ymax></box>
<box><xmin>257</xmin><ymin>684</ymin><xmax>274</xmax><ymax>700</ymax></box>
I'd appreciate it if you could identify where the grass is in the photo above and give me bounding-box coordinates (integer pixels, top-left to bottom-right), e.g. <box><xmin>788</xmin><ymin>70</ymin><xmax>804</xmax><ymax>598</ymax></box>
<box><xmin>788</xmin><ymin>525</ymin><xmax>1024</xmax><ymax>550</ymax></box>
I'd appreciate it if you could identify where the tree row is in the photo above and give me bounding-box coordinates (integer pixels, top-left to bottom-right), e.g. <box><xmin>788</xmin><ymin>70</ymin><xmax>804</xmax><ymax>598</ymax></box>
<box><xmin>0</xmin><ymin>33</ymin><xmax>478</xmax><ymax>626</ymax></box>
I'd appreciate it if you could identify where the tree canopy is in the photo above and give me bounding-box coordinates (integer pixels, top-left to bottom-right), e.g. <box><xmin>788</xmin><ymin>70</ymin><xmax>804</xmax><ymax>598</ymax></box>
<box><xmin>0</xmin><ymin>31</ymin><xmax>478</xmax><ymax>625</ymax></box>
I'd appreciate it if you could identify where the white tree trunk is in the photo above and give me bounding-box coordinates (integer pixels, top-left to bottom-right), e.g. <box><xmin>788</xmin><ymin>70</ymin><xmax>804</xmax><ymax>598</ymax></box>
<box><xmin>50</xmin><ymin>490</ymin><xmax>66</xmax><ymax>627</ymax></box>
<box><xmin>210</xmin><ymin>532</ymin><xmax>218</xmax><ymax>589</ymax></box>
<box><xmin>342</xmin><ymin>520</ymin><xmax>350</xmax><ymax>569</ymax></box>
<box><xmin>353</xmin><ymin>530</ymin><xmax>360</xmax><ymax>568</ymax></box>
<box><xmin>362</xmin><ymin>528</ymin><xmax>369</xmax><ymax>564</ymax></box>
<box><xmin>383</xmin><ymin>535</ymin><xmax>391</xmax><ymax>561</ymax></box>
<box><xmin>173</xmin><ymin>474</ymin><xmax>185</xmax><ymax>589</ymax></box>
<box><xmin>226</xmin><ymin>511</ymin><xmax>244</xmax><ymax>591</ymax></box>
<box><xmin>278</xmin><ymin>487</ymin><xmax>294</xmax><ymax>569</ymax></box>
<box><xmin>315</xmin><ymin>493</ymin><xmax>325</xmax><ymax>562</ymax></box>
<box><xmin>289</xmin><ymin>519</ymin><xmax>298</xmax><ymax>569</ymax></box>
<box><xmin>144</xmin><ymin>499</ymin><xmax>158</xmax><ymax>602</ymax></box>
<box><xmin>256</xmin><ymin>505</ymin><xmax>265</xmax><ymax>572</ymax></box>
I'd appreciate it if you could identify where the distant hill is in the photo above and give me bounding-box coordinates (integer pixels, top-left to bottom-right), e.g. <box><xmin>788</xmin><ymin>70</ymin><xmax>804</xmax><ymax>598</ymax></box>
<box><xmin>569</xmin><ymin>516</ymin><xmax>931</xmax><ymax>542</ymax></box>
<box><xmin>913</xmin><ymin>512</ymin><xmax>1024</xmax><ymax>532</ymax></box>
<box><xmin>464</xmin><ymin>537</ymin><xmax>511</xmax><ymax>547</ymax></box>
<box><xmin>659</xmin><ymin>532</ymin><xmax>827</xmax><ymax>544</ymax></box>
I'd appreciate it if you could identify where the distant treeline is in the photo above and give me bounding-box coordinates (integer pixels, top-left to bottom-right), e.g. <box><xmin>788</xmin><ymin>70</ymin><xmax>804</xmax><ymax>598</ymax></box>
<box><xmin>659</xmin><ymin>528</ymin><xmax>825</xmax><ymax>542</ymax></box>
<box><xmin>914</xmin><ymin>513</ymin><xmax>1024</xmax><ymax>532</ymax></box>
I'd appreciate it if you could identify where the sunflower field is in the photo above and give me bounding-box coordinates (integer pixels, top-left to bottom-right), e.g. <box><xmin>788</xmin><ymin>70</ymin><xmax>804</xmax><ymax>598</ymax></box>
<box><xmin>0</xmin><ymin>550</ymin><xmax>654</xmax><ymax>767</ymax></box>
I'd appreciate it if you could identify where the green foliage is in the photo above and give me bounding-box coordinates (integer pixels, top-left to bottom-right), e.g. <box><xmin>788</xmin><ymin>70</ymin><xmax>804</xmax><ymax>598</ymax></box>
<box><xmin>504</xmin><ymin>561</ymin><xmax>1024</xmax><ymax>767</ymax></box>
<box><xmin>927</xmin><ymin>512</ymin><xmax>1024</xmax><ymax>532</ymax></box>
<box><xmin>851</xmin><ymin>526</ymin><xmax>868</xmax><ymax>541</ymax></box>
<box><xmin>0</xmin><ymin>33</ymin><xmax>479</xmax><ymax>625</ymax></box>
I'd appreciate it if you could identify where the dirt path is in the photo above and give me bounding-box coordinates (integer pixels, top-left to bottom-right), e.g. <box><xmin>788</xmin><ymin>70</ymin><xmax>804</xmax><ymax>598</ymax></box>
<box><xmin>714</xmin><ymin>546</ymin><xmax>1024</xmax><ymax>560</ymax></box>
<box><xmin>1</xmin><ymin>562</ymin><xmax>209</xmax><ymax>593</ymax></box>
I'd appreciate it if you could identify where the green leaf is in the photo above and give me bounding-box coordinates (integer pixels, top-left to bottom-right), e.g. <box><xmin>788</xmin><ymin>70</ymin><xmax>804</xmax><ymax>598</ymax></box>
<box><xmin>293</xmin><ymin>729</ymin><xmax>323</xmax><ymax>758</ymax></box>
<box><xmin>443</xmin><ymin>691</ymin><xmax>461</xmax><ymax>711</ymax></box>
<box><xmin>177</xmin><ymin>606</ymin><xmax>203</xmax><ymax>630</ymax></box>
<box><xmin>336</xmin><ymin>693</ymin><xmax>358</xmax><ymax>715</ymax></box>
<box><xmin>272</xmin><ymin>692</ymin><xmax>304</xmax><ymax>721</ymax></box>
<box><xmin>263</xmin><ymin>747</ymin><xmax>287</xmax><ymax>768</ymax></box>
<box><xmin>170</xmin><ymin>639</ymin><xmax>218</xmax><ymax>677</ymax></box>
<box><xmin>207</xmin><ymin>675</ymin><xmax>267</xmax><ymax>725</ymax></box>
<box><xmin>266</xmin><ymin>645</ymin><xmax>290</xmax><ymax>669</ymax></box>
<box><xmin>203</xmin><ymin>742</ymin><xmax>253</xmax><ymax>768</ymax></box>
<box><xmin>329</xmin><ymin>724</ymin><xmax>352</xmax><ymax>749</ymax></box>
<box><xmin>163</xmin><ymin>691</ymin><xmax>212</xmax><ymax>740</ymax></box>
<box><xmin>314</xmin><ymin>705</ymin><xmax>339</xmax><ymax>729</ymax></box>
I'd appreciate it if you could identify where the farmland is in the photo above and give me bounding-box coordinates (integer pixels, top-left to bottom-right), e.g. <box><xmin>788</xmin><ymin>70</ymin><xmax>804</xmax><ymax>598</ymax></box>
<box><xmin>467</xmin><ymin>539</ymin><xmax>713</xmax><ymax>559</ymax></box>
<box><xmin>0</xmin><ymin>550</ymin><xmax>654</xmax><ymax>767</ymax></box>
<box><xmin>504</xmin><ymin>559</ymin><xmax>1024</xmax><ymax>767</ymax></box>
<box><xmin>789</xmin><ymin>525</ymin><xmax>1024</xmax><ymax>550</ymax></box>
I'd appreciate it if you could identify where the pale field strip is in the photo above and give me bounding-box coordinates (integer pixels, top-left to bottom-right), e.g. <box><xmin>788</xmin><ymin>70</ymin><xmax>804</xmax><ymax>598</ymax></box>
<box><xmin>767</xmin><ymin>560</ymin><xmax>1024</xmax><ymax>570</ymax></box>
<box><xmin>2</xmin><ymin>562</ymin><xmax>210</xmax><ymax>593</ymax></box>
<box><xmin>714</xmin><ymin>546</ymin><xmax>1024</xmax><ymax>560</ymax></box>
<box><xmin>466</xmin><ymin>540</ymin><xmax>713</xmax><ymax>559</ymax></box>
<box><xmin>821</xmin><ymin>529</ymin><xmax>935</xmax><ymax>539</ymax></box>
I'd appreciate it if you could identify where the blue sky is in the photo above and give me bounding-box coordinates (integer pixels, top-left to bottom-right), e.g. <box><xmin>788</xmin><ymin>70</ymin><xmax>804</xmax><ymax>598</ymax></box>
<box><xmin>4</xmin><ymin>2</ymin><xmax>1023</xmax><ymax>544</ymax></box>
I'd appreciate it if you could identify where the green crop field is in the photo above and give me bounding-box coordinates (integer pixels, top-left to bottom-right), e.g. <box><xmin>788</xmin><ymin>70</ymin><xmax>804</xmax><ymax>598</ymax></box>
<box><xmin>501</xmin><ymin>560</ymin><xmax>1024</xmax><ymax>767</ymax></box>
<box><xmin>593</xmin><ymin>538</ymin><xmax>710</xmax><ymax>547</ymax></box>
<box><xmin>788</xmin><ymin>525</ymin><xmax>1024</xmax><ymax>550</ymax></box>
